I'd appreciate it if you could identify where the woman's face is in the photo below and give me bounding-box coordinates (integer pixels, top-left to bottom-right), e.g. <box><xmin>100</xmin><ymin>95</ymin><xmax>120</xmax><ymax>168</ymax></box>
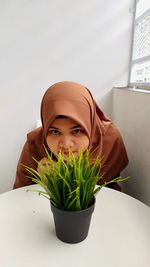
<box><xmin>46</xmin><ymin>117</ymin><xmax>89</xmax><ymax>156</ymax></box>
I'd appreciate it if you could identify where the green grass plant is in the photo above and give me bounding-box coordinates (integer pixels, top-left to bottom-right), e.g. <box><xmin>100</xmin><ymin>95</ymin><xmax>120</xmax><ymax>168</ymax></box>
<box><xmin>23</xmin><ymin>149</ymin><xmax>129</xmax><ymax>211</ymax></box>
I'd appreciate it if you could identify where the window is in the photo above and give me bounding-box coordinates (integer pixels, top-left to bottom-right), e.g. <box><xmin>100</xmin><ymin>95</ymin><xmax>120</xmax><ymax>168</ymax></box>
<box><xmin>129</xmin><ymin>0</ymin><xmax>150</xmax><ymax>88</ymax></box>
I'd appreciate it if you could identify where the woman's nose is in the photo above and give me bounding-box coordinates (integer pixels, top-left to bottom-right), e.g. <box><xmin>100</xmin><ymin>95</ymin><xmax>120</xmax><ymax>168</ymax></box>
<box><xmin>59</xmin><ymin>136</ymin><xmax>74</xmax><ymax>149</ymax></box>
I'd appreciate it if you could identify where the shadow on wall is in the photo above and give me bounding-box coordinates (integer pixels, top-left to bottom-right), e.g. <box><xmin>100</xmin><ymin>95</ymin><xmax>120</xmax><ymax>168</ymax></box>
<box><xmin>99</xmin><ymin>89</ymin><xmax>113</xmax><ymax>119</ymax></box>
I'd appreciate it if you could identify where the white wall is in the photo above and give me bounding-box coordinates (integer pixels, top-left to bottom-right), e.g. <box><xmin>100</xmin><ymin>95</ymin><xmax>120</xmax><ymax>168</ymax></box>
<box><xmin>113</xmin><ymin>88</ymin><xmax>150</xmax><ymax>206</ymax></box>
<box><xmin>0</xmin><ymin>0</ymin><xmax>134</xmax><ymax>193</ymax></box>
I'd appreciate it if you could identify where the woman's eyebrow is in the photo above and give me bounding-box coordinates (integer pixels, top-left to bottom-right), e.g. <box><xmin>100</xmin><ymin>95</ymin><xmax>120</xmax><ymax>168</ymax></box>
<box><xmin>71</xmin><ymin>125</ymin><xmax>82</xmax><ymax>129</ymax></box>
<box><xmin>49</xmin><ymin>126</ymin><xmax>59</xmax><ymax>130</ymax></box>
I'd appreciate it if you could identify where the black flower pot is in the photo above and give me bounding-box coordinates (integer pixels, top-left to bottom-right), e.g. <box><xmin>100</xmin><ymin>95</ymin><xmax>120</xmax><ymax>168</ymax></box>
<box><xmin>50</xmin><ymin>198</ymin><xmax>95</xmax><ymax>244</ymax></box>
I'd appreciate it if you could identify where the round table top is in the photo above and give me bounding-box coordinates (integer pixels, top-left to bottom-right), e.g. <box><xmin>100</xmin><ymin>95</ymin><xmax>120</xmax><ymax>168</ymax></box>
<box><xmin>0</xmin><ymin>185</ymin><xmax>150</xmax><ymax>267</ymax></box>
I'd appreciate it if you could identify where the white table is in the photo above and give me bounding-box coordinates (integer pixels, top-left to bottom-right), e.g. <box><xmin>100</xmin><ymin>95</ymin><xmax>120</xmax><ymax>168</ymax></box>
<box><xmin>0</xmin><ymin>185</ymin><xmax>149</xmax><ymax>267</ymax></box>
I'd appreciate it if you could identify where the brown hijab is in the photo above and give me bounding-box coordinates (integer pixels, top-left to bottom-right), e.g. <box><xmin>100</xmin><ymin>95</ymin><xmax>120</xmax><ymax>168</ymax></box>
<box><xmin>13</xmin><ymin>81</ymin><xmax>128</xmax><ymax>189</ymax></box>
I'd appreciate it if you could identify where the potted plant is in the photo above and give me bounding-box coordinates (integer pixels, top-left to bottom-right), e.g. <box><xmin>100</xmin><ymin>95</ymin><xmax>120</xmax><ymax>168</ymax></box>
<box><xmin>23</xmin><ymin>149</ymin><xmax>129</xmax><ymax>243</ymax></box>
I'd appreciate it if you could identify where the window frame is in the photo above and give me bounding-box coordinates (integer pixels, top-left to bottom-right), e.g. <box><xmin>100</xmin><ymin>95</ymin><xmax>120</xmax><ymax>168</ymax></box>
<box><xmin>128</xmin><ymin>0</ymin><xmax>150</xmax><ymax>90</ymax></box>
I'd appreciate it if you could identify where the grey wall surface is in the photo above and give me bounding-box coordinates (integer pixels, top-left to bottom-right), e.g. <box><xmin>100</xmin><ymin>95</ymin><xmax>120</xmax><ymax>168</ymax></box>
<box><xmin>113</xmin><ymin>88</ymin><xmax>150</xmax><ymax>206</ymax></box>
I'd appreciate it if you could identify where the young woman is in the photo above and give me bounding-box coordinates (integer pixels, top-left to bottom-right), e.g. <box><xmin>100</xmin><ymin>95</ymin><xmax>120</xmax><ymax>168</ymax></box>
<box><xmin>13</xmin><ymin>81</ymin><xmax>128</xmax><ymax>190</ymax></box>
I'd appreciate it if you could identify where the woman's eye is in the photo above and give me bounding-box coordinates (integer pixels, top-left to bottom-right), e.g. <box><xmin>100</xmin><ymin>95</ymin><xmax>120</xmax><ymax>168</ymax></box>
<box><xmin>72</xmin><ymin>129</ymin><xmax>82</xmax><ymax>135</ymax></box>
<box><xmin>49</xmin><ymin>129</ymin><xmax>60</xmax><ymax>135</ymax></box>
